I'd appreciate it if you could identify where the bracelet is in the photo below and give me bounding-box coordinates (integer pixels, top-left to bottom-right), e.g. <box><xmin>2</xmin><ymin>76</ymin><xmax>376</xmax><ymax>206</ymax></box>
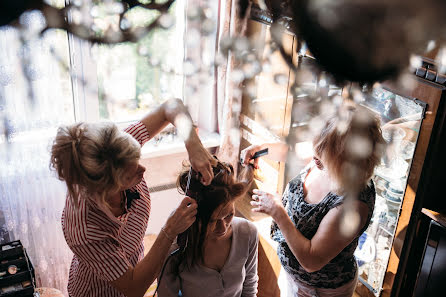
<box><xmin>161</xmin><ymin>227</ymin><xmax>174</xmax><ymax>242</ymax></box>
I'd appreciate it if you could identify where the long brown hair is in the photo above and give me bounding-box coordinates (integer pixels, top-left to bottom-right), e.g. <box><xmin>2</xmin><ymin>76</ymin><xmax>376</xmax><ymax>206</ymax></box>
<box><xmin>175</xmin><ymin>159</ymin><xmax>254</xmax><ymax>270</ymax></box>
<box><xmin>50</xmin><ymin>122</ymin><xmax>141</xmax><ymax>207</ymax></box>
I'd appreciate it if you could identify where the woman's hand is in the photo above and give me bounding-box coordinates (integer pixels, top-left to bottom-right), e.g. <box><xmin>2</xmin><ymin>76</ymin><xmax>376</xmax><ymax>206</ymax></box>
<box><xmin>187</xmin><ymin>143</ymin><xmax>218</xmax><ymax>185</ymax></box>
<box><xmin>240</xmin><ymin>142</ymin><xmax>288</xmax><ymax>167</ymax></box>
<box><xmin>164</xmin><ymin>197</ymin><xmax>198</xmax><ymax>237</ymax></box>
<box><xmin>250</xmin><ymin>189</ymin><xmax>285</xmax><ymax>220</ymax></box>
<box><xmin>240</xmin><ymin>144</ymin><xmax>263</xmax><ymax>168</ymax></box>
<box><xmin>140</xmin><ymin>98</ymin><xmax>217</xmax><ymax>185</ymax></box>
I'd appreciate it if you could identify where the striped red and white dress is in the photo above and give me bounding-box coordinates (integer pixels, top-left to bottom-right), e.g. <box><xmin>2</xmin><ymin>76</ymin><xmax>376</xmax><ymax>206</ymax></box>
<box><xmin>62</xmin><ymin>122</ymin><xmax>151</xmax><ymax>297</ymax></box>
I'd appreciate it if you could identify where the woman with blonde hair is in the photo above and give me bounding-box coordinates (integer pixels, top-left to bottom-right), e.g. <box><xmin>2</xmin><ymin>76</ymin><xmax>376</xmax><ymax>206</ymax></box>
<box><xmin>241</xmin><ymin>105</ymin><xmax>385</xmax><ymax>297</ymax></box>
<box><xmin>51</xmin><ymin>99</ymin><xmax>217</xmax><ymax>297</ymax></box>
<box><xmin>157</xmin><ymin>160</ymin><xmax>259</xmax><ymax>297</ymax></box>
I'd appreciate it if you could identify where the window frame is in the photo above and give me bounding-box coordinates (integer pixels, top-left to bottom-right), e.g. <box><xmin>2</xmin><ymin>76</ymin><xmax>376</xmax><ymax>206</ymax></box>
<box><xmin>64</xmin><ymin>0</ymin><xmax>221</xmax><ymax>159</ymax></box>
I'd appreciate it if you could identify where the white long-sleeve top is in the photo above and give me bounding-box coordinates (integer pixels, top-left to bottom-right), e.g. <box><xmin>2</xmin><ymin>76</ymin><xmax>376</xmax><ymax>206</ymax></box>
<box><xmin>158</xmin><ymin>217</ymin><xmax>259</xmax><ymax>297</ymax></box>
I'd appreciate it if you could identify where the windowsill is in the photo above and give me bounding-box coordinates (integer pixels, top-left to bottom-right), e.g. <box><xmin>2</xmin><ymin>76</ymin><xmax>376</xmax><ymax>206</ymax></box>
<box><xmin>140</xmin><ymin>131</ymin><xmax>221</xmax><ymax>159</ymax></box>
<box><xmin>0</xmin><ymin>127</ymin><xmax>221</xmax><ymax>161</ymax></box>
<box><xmin>0</xmin><ymin>128</ymin><xmax>57</xmax><ymax>145</ymax></box>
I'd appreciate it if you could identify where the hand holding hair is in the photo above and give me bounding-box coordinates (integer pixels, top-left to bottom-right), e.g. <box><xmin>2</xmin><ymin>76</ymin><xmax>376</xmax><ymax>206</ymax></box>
<box><xmin>164</xmin><ymin>197</ymin><xmax>198</xmax><ymax>237</ymax></box>
<box><xmin>188</xmin><ymin>147</ymin><xmax>218</xmax><ymax>185</ymax></box>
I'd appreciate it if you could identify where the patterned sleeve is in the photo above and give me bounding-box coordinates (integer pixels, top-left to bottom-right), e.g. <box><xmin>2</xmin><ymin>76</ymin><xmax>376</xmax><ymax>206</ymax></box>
<box><xmin>70</xmin><ymin>236</ymin><xmax>131</xmax><ymax>282</ymax></box>
<box><xmin>124</xmin><ymin>121</ymin><xmax>151</xmax><ymax>146</ymax></box>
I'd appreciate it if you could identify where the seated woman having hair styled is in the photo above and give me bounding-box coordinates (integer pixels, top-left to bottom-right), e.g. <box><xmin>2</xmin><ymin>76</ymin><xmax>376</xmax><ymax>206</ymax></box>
<box><xmin>157</xmin><ymin>160</ymin><xmax>258</xmax><ymax>297</ymax></box>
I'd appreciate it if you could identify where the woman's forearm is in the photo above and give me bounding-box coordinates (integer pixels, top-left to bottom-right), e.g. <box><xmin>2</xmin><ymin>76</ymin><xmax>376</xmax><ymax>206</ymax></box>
<box><xmin>133</xmin><ymin>230</ymin><xmax>173</xmax><ymax>288</ymax></box>
<box><xmin>163</xmin><ymin>99</ymin><xmax>204</xmax><ymax>155</ymax></box>
<box><xmin>162</xmin><ymin>98</ymin><xmax>196</xmax><ymax>143</ymax></box>
<box><xmin>162</xmin><ymin>98</ymin><xmax>216</xmax><ymax>184</ymax></box>
<box><xmin>273</xmin><ymin>208</ymin><xmax>322</xmax><ymax>273</ymax></box>
<box><xmin>141</xmin><ymin>98</ymin><xmax>193</xmax><ymax>140</ymax></box>
<box><xmin>122</xmin><ymin>196</ymin><xmax>197</xmax><ymax>296</ymax></box>
<box><xmin>261</xmin><ymin>142</ymin><xmax>288</xmax><ymax>162</ymax></box>
<box><xmin>112</xmin><ymin>229</ymin><xmax>174</xmax><ymax>297</ymax></box>
<box><xmin>245</xmin><ymin>142</ymin><xmax>288</xmax><ymax>163</ymax></box>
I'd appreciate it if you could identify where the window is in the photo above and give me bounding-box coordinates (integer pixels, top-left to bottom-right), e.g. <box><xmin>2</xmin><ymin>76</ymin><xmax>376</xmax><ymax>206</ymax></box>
<box><xmin>1</xmin><ymin>0</ymin><xmax>220</xmax><ymax>153</ymax></box>
<box><xmin>91</xmin><ymin>2</ymin><xmax>186</xmax><ymax>123</ymax></box>
<box><xmin>0</xmin><ymin>2</ymin><xmax>221</xmax><ymax>294</ymax></box>
<box><xmin>66</xmin><ymin>0</ymin><xmax>221</xmax><ymax>155</ymax></box>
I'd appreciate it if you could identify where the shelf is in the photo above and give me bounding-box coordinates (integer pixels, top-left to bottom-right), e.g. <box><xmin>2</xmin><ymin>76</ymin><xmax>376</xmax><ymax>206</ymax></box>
<box><xmin>379</xmin><ymin>225</ymin><xmax>394</xmax><ymax>237</ymax></box>
<box><xmin>374</xmin><ymin>171</ymin><xmax>407</xmax><ymax>183</ymax></box>
<box><xmin>375</xmin><ymin>194</ymin><xmax>402</xmax><ymax>205</ymax></box>
<box><xmin>358</xmin><ymin>275</ymin><xmax>379</xmax><ymax>295</ymax></box>
<box><xmin>385</xmin><ymin>197</ymin><xmax>402</xmax><ymax>204</ymax></box>
<box><xmin>422</xmin><ymin>208</ymin><xmax>446</xmax><ymax>228</ymax></box>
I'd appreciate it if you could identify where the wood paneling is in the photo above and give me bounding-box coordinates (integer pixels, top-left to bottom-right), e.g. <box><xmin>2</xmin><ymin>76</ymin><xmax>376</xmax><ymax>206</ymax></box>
<box><xmin>257</xmin><ymin>235</ymin><xmax>281</xmax><ymax>297</ymax></box>
<box><xmin>238</xmin><ymin>18</ymin><xmax>297</xmax><ymax>297</ymax></box>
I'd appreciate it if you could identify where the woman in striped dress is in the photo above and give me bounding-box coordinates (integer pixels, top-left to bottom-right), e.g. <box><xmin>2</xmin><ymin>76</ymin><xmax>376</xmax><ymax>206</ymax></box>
<box><xmin>50</xmin><ymin>99</ymin><xmax>217</xmax><ymax>297</ymax></box>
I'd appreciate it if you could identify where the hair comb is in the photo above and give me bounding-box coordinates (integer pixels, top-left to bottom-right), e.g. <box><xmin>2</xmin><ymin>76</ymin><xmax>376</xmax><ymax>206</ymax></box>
<box><xmin>251</xmin><ymin>148</ymin><xmax>269</xmax><ymax>160</ymax></box>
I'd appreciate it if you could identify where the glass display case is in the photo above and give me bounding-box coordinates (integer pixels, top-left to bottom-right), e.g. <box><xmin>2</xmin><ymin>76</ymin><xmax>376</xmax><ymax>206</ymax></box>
<box><xmin>354</xmin><ymin>85</ymin><xmax>426</xmax><ymax>295</ymax></box>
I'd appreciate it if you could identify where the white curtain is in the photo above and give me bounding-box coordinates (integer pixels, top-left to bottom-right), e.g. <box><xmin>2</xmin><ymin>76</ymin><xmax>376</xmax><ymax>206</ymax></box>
<box><xmin>215</xmin><ymin>0</ymin><xmax>249</xmax><ymax>168</ymax></box>
<box><xmin>183</xmin><ymin>0</ymin><xmax>219</xmax><ymax>133</ymax></box>
<box><xmin>183</xmin><ymin>0</ymin><xmax>249</xmax><ymax>167</ymax></box>
<box><xmin>0</xmin><ymin>22</ymin><xmax>74</xmax><ymax>295</ymax></box>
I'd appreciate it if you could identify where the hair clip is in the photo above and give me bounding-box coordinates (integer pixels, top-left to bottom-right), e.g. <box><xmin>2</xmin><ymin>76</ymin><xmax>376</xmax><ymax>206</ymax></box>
<box><xmin>185</xmin><ymin>168</ymin><xmax>193</xmax><ymax>197</ymax></box>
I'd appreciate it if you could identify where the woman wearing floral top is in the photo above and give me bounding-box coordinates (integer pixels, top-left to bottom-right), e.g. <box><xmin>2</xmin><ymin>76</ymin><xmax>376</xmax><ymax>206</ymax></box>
<box><xmin>241</xmin><ymin>106</ymin><xmax>385</xmax><ymax>297</ymax></box>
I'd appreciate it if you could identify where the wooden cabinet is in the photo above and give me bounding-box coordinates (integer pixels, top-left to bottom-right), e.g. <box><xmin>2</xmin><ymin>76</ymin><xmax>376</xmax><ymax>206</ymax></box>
<box><xmin>412</xmin><ymin>210</ymin><xmax>446</xmax><ymax>297</ymax></box>
<box><xmin>353</xmin><ymin>73</ymin><xmax>446</xmax><ymax>297</ymax></box>
<box><xmin>391</xmin><ymin>60</ymin><xmax>446</xmax><ymax>297</ymax></box>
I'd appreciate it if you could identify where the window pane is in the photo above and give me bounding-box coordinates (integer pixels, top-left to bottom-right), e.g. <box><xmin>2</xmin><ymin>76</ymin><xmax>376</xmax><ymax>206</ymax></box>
<box><xmin>92</xmin><ymin>2</ymin><xmax>185</xmax><ymax>123</ymax></box>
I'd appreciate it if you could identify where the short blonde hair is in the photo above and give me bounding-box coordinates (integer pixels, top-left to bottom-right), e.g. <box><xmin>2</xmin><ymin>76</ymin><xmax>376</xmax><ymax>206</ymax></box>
<box><xmin>50</xmin><ymin>122</ymin><xmax>141</xmax><ymax>206</ymax></box>
<box><xmin>313</xmin><ymin>105</ymin><xmax>385</xmax><ymax>192</ymax></box>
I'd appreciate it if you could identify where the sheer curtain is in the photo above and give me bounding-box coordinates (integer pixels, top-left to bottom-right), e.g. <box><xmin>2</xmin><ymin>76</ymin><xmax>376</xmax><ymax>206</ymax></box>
<box><xmin>183</xmin><ymin>0</ymin><xmax>249</xmax><ymax>167</ymax></box>
<box><xmin>215</xmin><ymin>0</ymin><xmax>249</xmax><ymax>167</ymax></box>
<box><xmin>0</xmin><ymin>21</ymin><xmax>74</xmax><ymax>295</ymax></box>
<box><xmin>183</xmin><ymin>0</ymin><xmax>219</xmax><ymax>133</ymax></box>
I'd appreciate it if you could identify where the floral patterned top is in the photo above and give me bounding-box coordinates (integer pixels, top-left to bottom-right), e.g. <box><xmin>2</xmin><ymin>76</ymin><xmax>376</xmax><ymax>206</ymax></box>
<box><xmin>271</xmin><ymin>164</ymin><xmax>375</xmax><ymax>289</ymax></box>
